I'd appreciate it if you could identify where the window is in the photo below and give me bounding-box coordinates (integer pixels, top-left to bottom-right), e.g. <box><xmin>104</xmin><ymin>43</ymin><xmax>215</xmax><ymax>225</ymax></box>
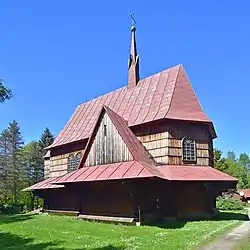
<box><xmin>67</xmin><ymin>154</ymin><xmax>76</xmax><ymax>173</ymax></box>
<box><xmin>103</xmin><ymin>124</ymin><xmax>107</xmax><ymax>137</ymax></box>
<box><xmin>67</xmin><ymin>152</ymin><xmax>82</xmax><ymax>173</ymax></box>
<box><xmin>182</xmin><ymin>137</ymin><xmax>196</xmax><ymax>162</ymax></box>
<box><xmin>75</xmin><ymin>152</ymin><xmax>82</xmax><ymax>167</ymax></box>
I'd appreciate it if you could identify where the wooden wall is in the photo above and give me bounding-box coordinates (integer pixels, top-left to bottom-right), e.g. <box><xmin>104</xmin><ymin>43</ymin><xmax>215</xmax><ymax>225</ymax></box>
<box><xmin>42</xmin><ymin>187</ymin><xmax>79</xmax><ymax>211</ymax></box>
<box><xmin>134</xmin><ymin>120</ymin><xmax>213</xmax><ymax>166</ymax></box>
<box><xmin>44</xmin><ymin>141</ymin><xmax>86</xmax><ymax>178</ymax></box>
<box><xmin>44</xmin><ymin>118</ymin><xmax>214</xmax><ymax>179</ymax></box>
<box><xmin>49</xmin><ymin>149</ymin><xmax>83</xmax><ymax>177</ymax></box>
<box><xmin>80</xmin><ymin>181</ymin><xmax>136</xmax><ymax>217</ymax></box>
<box><xmin>44</xmin><ymin>158</ymin><xmax>50</xmax><ymax>179</ymax></box>
<box><xmin>38</xmin><ymin>178</ymin><xmax>220</xmax><ymax>220</ymax></box>
<box><xmin>85</xmin><ymin>112</ymin><xmax>133</xmax><ymax>166</ymax></box>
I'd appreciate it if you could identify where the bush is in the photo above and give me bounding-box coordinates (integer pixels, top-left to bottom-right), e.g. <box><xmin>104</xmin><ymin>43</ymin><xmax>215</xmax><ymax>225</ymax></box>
<box><xmin>216</xmin><ymin>196</ymin><xmax>245</xmax><ymax>211</ymax></box>
<box><xmin>0</xmin><ymin>204</ymin><xmax>23</xmax><ymax>214</ymax></box>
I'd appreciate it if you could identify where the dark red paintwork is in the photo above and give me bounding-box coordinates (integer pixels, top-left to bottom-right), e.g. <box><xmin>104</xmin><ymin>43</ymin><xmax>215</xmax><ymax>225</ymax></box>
<box><xmin>23</xmin><ymin>177</ymin><xmax>64</xmax><ymax>191</ymax></box>
<box><xmin>51</xmin><ymin>161</ymin><xmax>153</xmax><ymax>184</ymax></box>
<box><xmin>157</xmin><ymin>165</ymin><xmax>237</xmax><ymax>181</ymax></box>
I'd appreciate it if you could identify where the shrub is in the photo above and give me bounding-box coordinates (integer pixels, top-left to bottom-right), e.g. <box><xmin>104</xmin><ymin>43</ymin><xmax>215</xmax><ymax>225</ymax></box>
<box><xmin>0</xmin><ymin>204</ymin><xmax>23</xmax><ymax>214</ymax></box>
<box><xmin>216</xmin><ymin>196</ymin><xmax>245</xmax><ymax>211</ymax></box>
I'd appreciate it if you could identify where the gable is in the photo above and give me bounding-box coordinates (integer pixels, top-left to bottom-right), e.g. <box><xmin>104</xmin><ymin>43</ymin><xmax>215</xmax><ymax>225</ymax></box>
<box><xmin>50</xmin><ymin>64</ymin><xmax>215</xmax><ymax>149</ymax></box>
<box><xmin>84</xmin><ymin>112</ymin><xmax>133</xmax><ymax>166</ymax></box>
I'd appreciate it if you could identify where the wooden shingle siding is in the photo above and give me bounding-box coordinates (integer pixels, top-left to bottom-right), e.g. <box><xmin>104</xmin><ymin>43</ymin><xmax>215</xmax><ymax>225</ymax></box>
<box><xmin>135</xmin><ymin>120</ymin><xmax>213</xmax><ymax>166</ymax></box>
<box><xmin>44</xmin><ymin>159</ymin><xmax>51</xmax><ymax>179</ymax></box>
<box><xmin>45</xmin><ymin>119</ymin><xmax>213</xmax><ymax>177</ymax></box>
<box><xmin>85</xmin><ymin>113</ymin><xmax>133</xmax><ymax>166</ymax></box>
<box><xmin>47</xmin><ymin>150</ymin><xmax>83</xmax><ymax>178</ymax></box>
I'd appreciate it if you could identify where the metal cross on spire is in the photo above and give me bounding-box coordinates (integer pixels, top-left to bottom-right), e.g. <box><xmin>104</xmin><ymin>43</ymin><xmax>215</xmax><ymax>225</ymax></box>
<box><xmin>130</xmin><ymin>13</ymin><xmax>136</xmax><ymax>27</ymax></box>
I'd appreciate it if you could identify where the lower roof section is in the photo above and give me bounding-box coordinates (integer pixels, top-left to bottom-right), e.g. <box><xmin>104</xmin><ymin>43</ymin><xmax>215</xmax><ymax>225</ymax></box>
<box><xmin>53</xmin><ymin>161</ymin><xmax>154</xmax><ymax>184</ymax></box>
<box><xmin>239</xmin><ymin>189</ymin><xmax>250</xmax><ymax>198</ymax></box>
<box><xmin>23</xmin><ymin>177</ymin><xmax>64</xmax><ymax>191</ymax></box>
<box><xmin>157</xmin><ymin>165</ymin><xmax>237</xmax><ymax>181</ymax></box>
<box><xmin>24</xmin><ymin>162</ymin><xmax>237</xmax><ymax>191</ymax></box>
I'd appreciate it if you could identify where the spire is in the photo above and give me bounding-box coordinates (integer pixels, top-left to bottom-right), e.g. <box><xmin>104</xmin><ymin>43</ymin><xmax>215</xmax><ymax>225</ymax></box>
<box><xmin>128</xmin><ymin>14</ymin><xmax>140</xmax><ymax>89</ymax></box>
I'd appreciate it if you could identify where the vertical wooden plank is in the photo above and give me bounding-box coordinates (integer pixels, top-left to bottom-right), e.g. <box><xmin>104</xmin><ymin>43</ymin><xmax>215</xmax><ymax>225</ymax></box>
<box><xmin>84</xmin><ymin>112</ymin><xmax>132</xmax><ymax>166</ymax></box>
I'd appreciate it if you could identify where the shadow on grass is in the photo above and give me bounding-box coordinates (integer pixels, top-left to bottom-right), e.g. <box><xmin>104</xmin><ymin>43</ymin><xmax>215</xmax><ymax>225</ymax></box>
<box><xmin>0</xmin><ymin>231</ymin><xmax>60</xmax><ymax>250</ymax></box>
<box><xmin>146</xmin><ymin>211</ymin><xmax>248</xmax><ymax>229</ymax></box>
<box><xmin>212</xmin><ymin>211</ymin><xmax>249</xmax><ymax>221</ymax></box>
<box><xmin>0</xmin><ymin>231</ymin><xmax>126</xmax><ymax>250</ymax></box>
<box><xmin>146</xmin><ymin>220</ymin><xmax>186</xmax><ymax>229</ymax></box>
<box><xmin>92</xmin><ymin>246</ymin><xmax>126</xmax><ymax>250</ymax></box>
<box><xmin>59</xmin><ymin>247</ymin><xmax>126</xmax><ymax>250</ymax></box>
<box><xmin>49</xmin><ymin>245</ymin><xmax>126</xmax><ymax>250</ymax></box>
<box><xmin>0</xmin><ymin>213</ymin><xmax>35</xmax><ymax>225</ymax></box>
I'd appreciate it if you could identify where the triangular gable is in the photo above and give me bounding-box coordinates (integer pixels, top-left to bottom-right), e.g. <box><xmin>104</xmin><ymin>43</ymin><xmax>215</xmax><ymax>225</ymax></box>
<box><xmin>79</xmin><ymin>106</ymin><xmax>157</xmax><ymax>174</ymax></box>
<box><xmin>166</xmin><ymin>65</ymin><xmax>216</xmax><ymax>138</ymax></box>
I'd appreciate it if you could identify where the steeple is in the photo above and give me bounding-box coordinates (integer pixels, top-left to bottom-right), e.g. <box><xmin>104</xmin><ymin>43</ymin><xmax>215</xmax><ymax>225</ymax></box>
<box><xmin>128</xmin><ymin>14</ymin><xmax>140</xmax><ymax>89</ymax></box>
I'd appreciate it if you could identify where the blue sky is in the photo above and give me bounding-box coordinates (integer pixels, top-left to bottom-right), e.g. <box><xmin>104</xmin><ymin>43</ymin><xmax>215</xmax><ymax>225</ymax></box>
<box><xmin>0</xmin><ymin>1</ymin><xmax>249</xmax><ymax>156</ymax></box>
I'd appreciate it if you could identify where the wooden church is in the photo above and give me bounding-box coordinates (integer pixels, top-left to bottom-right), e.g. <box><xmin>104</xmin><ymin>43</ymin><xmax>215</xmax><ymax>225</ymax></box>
<box><xmin>25</xmin><ymin>23</ymin><xmax>237</xmax><ymax>223</ymax></box>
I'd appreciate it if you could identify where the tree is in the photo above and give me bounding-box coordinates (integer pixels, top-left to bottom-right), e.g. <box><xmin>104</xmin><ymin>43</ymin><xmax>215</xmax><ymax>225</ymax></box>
<box><xmin>214</xmin><ymin>149</ymin><xmax>249</xmax><ymax>189</ymax></box>
<box><xmin>0</xmin><ymin>79</ymin><xmax>12</xmax><ymax>103</ymax></box>
<box><xmin>19</xmin><ymin>141</ymin><xmax>44</xmax><ymax>209</ymax></box>
<box><xmin>239</xmin><ymin>153</ymin><xmax>250</xmax><ymax>170</ymax></box>
<box><xmin>214</xmin><ymin>149</ymin><xmax>229</xmax><ymax>172</ymax></box>
<box><xmin>5</xmin><ymin>121</ymin><xmax>24</xmax><ymax>204</ymax></box>
<box><xmin>0</xmin><ymin>129</ymin><xmax>12</xmax><ymax>203</ymax></box>
<box><xmin>227</xmin><ymin>150</ymin><xmax>237</xmax><ymax>161</ymax></box>
<box><xmin>39</xmin><ymin>127</ymin><xmax>54</xmax><ymax>156</ymax></box>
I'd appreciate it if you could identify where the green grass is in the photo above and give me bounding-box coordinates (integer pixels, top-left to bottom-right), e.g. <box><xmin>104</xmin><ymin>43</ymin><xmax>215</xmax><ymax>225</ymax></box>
<box><xmin>0</xmin><ymin>211</ymin><xmax>247</xmax><ymax>250</ymax></box>
<box><xmin>235</xmin><ymin>236</ymin><xmax>250</xmax><ymax>250</ymax></box>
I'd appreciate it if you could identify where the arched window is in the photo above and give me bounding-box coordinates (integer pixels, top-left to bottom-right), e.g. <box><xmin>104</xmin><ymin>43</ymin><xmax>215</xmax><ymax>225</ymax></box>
<box><xmin>67</xmin><ymin>152</ymin><xmax>82</xmax><ymax>173</ymax></box>
<box><xmin>182</xmin><ymin>137</ymin><xmax>196</xmax><ymax>162</ymax></box>
<box><xmin>75</xmin><ymin>152</ymin><xmax>82</xmax><ymax>168</ymax></box>
<box><xmin>67</xmin><ymin>154</ymin><xmax>76</xmax><ymax>173</ymax></box>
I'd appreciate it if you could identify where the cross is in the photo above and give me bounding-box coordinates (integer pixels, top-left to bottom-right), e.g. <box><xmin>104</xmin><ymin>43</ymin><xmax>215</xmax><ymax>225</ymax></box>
<box><xmin>131</xmin><ymin>13</ymin><xmax>136</xmax><ymax>26</ymax></box>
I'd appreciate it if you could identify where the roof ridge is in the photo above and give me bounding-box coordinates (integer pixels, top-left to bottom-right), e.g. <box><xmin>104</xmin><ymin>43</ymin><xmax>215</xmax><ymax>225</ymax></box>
<box><xmin>49</xmin><ymin>63</ymin><xmax>216</xmax><ymax>149</ymax></box>
<box><xmin>71</xmin><ymin>64</ymin><xmax>182</xmax><ymax>107</ymax></box>
<box><xmin>165</xmin><ymin>64</ymin><xmax>182</xmax><ymax>117</ymax></box>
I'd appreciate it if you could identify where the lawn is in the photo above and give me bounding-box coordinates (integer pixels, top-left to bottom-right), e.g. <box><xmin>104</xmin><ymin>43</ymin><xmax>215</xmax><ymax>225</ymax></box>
<box><xmin>0</xmin><ymin>211</ymin><xmax>247</xmax><ymax>250</ymax></box>
<box><xmin>235</xmin><ymin>236</ymin><xmax>250</xmax><ymax>250</ymax></box>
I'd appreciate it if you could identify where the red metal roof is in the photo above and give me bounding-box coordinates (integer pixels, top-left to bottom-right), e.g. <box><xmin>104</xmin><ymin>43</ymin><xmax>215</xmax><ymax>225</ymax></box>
<box><xmin>157</xmin><ymin>165</ymin><xmax>237</xmax><ymax>181</ymax></box>
<box><xmin>239</xmin><ymin>189</ymin><xmax>250</xmax><ymax>198</ymax></box>
<box><xmin>23</xmin><ymin>177</ymin><xmax>64</xmax><ymax>191</ymax></box>
<box><xmin>26</xmin><ymin>164</ymin><xmax>237</xmax><ymax>191</ymax></box>
<box><xmin>53</xmin><ymin>164</ymin><xmax>237</xmax><ymax>184</ymax></box>
<box><xmin>50</xmin><ymin>64</ymin><xmax>215</xmax><ymax>148</ymax></box>
<box><xmin>52</xmin><ymin>161</ymin><xmax>154</xmax><ymax>184</ymax></box>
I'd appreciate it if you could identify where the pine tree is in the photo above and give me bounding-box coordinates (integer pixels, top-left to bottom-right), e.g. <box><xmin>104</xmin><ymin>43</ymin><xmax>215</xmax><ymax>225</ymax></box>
<box><xmin>39</xmin><ymin>127</ymin><xmax>54</xmax><ymax>156</ymax></box>
<box><xmin>6</xmin><ymin>120</ymin><xmax>24</xmax><ymax>204</ymax></box>
<box><xmin>0</xmin><ymin>129</ymin><xmax>12</xmax><ymax>203</ymax></box>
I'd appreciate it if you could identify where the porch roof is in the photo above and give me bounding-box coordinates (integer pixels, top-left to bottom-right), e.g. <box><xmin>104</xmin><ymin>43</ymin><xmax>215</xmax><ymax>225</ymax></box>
<box><xmin>24</xmin><ymin>163</ymin><xmax>237</xmax><ymax>191</ymax></box>
<box><xmin>52</xmin><ymin>161</ymin><xmax>154</xmax><ymax>184</ymax></box>
<box><xmin>23</xmin><ymin>177</ymin><xmax>64</xmax><ymax>191</ymax></box>
<box><xmin>157</xmin><ymin>165</ymin><xmax>237</xmax><ymax>181</ymax></box>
